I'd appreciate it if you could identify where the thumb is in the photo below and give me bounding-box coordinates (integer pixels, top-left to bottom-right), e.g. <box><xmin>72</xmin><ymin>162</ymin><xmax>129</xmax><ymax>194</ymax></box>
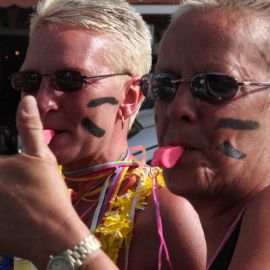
<box><xmin>16</xmin><ymin>95</ymin><xmax>54</xmax><ymax>159</ymax></box>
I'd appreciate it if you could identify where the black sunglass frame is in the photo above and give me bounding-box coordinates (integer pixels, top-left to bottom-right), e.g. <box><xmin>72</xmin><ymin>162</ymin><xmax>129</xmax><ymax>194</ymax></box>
<box><xmin>11</xmin><ymin>70</ymin><xmax>131</xmax><ymax>93</ymax></box>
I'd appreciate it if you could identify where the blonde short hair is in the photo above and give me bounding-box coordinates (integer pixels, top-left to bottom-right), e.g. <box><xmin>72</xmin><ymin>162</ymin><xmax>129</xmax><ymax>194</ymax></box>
<box><xmin>30</xmin><ymin>0</ymin><xmax>151</xmax><ymax>76</ymax></box>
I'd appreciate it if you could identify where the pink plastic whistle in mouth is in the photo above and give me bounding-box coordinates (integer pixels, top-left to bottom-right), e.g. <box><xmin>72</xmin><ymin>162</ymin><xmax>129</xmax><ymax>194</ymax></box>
<box><xmin>151</xmin><ymin>146</ymin><xmax>184</xmax><ymax>168</ymax></box>
<box><xmin>43</xmin><ymin>129</ymin><xmax>55</xmax><ymax>144</ymax></box>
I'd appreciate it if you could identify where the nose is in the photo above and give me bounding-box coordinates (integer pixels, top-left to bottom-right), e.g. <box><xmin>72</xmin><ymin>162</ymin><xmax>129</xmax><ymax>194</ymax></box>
<box><xmin>35</xmin><ymin>77</ymin><xmax>61</xmax><ymax>116</ymax></box>
<box><xmin>166</xmin><ymin>82</ymin><xmax>198</xmax><ymax>123</ymax></box>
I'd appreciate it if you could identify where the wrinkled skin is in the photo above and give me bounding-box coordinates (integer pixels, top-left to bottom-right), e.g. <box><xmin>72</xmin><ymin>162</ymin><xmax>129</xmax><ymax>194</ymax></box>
<box><xmin>156</xmin><ymin>11</ymin><xmax>270</xmax><ymax>201</ymax></box>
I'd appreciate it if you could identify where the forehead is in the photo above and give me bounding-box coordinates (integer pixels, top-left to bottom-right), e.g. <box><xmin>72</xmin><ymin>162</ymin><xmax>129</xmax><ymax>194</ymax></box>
<box><xmin>22</xmin><ymin>24</ymin><xmax>110</xmax><ymax>72</ymax></box>
<box><xmin>157</xmin><ymin>9</ymin><xmax>250</xmax><ymax>73</ymax></box>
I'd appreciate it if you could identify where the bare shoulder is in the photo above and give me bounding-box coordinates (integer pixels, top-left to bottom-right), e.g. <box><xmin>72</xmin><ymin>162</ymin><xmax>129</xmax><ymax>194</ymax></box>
<box><xmin>228</xmin><ymin>186</ymin><xmax>270</xmax><ymax>269</ymax></box>
<box><xmin>136</xmin><ymin>186</ymin><xmax>203</xmax><ymax>232</ymax></box>
<box><xmin>157</xmin><ymin>187</ymin><xmax>206</xmax><ymax>251</ymax></box>
<box><xmin>158</xmin><ymin>186</ymin><xmax>202</xmax><ymax>223</ymax></box>
<box><xmin>127</xmin><ymin>186</ymin><xmax>206</xmax><ymax>270</ymax></box>
<box><xmin>153</xmin><ymin>187</ymin><xmax>206</xmax><ymax>269</ymax></box>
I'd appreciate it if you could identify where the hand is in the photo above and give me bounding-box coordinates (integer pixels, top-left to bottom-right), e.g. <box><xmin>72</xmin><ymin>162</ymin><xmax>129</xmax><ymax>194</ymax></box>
<box><xmin>0</xmin><ymin>96</ymin><xmax>90</xmax><ymax>268</ymax></box>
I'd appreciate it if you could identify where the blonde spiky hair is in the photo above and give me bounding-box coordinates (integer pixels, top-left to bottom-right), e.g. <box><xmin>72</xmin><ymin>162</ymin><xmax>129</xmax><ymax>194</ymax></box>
<box><xmin>30</xmin><ymin>0</ymin><xmax>151</xmax><ymax>77</ymax></box>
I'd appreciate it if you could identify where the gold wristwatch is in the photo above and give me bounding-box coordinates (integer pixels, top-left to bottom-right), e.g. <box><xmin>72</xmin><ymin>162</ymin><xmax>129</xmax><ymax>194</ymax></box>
<box><xmin>46</xmin><ymin>234</ymin><xmax>101</xmax><ymax>270</ymax></box>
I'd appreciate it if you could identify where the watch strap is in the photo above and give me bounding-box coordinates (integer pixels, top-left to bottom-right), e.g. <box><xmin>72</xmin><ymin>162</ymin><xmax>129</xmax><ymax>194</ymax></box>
<box><xmin>48</xmin><ymin>234</ymin><xmax>101</xmax><ymax>270</ymax></box>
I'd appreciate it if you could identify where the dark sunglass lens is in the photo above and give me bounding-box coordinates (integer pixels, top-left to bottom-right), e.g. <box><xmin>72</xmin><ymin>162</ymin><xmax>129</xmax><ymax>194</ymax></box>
<box><xmin>191</xmin><ymin>74</ymin><xmax>209</xmax><ymax>101</ymax></box>
<box><xmin>11</xmin><ymin>71</ymin><xmax>41</xmax><ymax>93</ymax></box>
<box><xmin>206</xmin><ymin>74</ymin><xmax>238</xmax><ymax>101</ymax></box>
<box><xmin>54</xmin><ymin>71</ymin><xmax>83</xmax><ymax>92</ymax></box>
<box><xmin>141</xmin><ymin>73</ymin><xmax>176</xmax><ymax>101</ymax></box>
<box><xmin>191</xmin><ymin>73</ymin><xmax>238</xmax><ymax>103</ymax></box>
<box><xmin>157</xmin><ymin>74</ymin><xmax>177</xmax><ymax>101</ymax></box>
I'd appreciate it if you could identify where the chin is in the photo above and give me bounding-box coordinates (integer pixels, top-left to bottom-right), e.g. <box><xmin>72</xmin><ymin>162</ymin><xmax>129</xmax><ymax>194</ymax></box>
<box><xmin>53</xmin><ymin>153</ymin><xmax>70</xmax><ymax>167</ymax></box>
<box><xmin>163</xmin><ymin>167</ymin><xmax>202</xmax><ymax>197</ymax></box>
<box><xmin>163</xmin><ymin>168</ymin><xmax>188</xmax><ymax>195</ymax></box>
<box><xmin>48</xmin><ymin>145</ymin><xmax>73</xmax><ymax>166</ymax></box>
<box><xmin>164</xmin><ymin>165</ymin><xmax>217</xmax><ymax>203</ymax></box>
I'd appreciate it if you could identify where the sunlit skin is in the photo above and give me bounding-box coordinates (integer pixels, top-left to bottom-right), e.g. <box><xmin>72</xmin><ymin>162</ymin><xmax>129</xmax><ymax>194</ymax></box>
<box><xmin>21</xmin><ymin>24</ymin><xmax>134</xmax><ymax>171</ymax></box>
<box><xmin>155</xmin><ymin>9</ymin><xmax>270</xmax><ymax>265</ymax></box>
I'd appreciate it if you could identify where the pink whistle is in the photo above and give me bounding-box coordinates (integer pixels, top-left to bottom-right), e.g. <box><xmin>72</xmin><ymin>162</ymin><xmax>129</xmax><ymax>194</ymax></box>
<box><xmin>43</xmin><ymin>129</ymin><xmax>55</xmax><ymax>144</ymax></box>
<box><xmin>151</xmin><ymin>146</ymin><xmax>184</xmax><ymax>168</ymax></box>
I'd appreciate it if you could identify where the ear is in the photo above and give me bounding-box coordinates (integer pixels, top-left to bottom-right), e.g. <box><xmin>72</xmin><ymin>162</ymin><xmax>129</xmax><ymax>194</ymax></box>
<box><xmin>118</xmin><ymin>76</ymin><xmax>143</xmax><ymax>119</ymax></box>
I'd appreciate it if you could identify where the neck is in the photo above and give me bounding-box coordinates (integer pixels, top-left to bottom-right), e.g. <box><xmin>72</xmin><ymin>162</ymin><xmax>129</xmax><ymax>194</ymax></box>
<box><xmin>189</xmin><ymin>183</ymin><xmax>266</xmax><ymax>264</ymax></box>
<box><xmin>62</xmin><ymin>144</ymin><xmax>129</xmax><ymax>172</ymax></box>
<box><xmin>63</xmin><ymin>151</ymin><xmax>140</xmax><ymax>199</ymax></box>
<box><xmin>193</xmin><ymin>180</ymin><xmax>268</xmax><ymax>226</ymax></box>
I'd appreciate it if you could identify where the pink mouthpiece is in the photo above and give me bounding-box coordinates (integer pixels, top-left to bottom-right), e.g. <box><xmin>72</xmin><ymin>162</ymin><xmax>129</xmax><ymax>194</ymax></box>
<box><xmin>151</xmin><ymin>146</ymin><xmax>184</xmax><ymax>168</ymax></box>
<box><xmin>43</xmin><ymin>129</ymin><xmax>55</xmax><ymax>144</ymax></box>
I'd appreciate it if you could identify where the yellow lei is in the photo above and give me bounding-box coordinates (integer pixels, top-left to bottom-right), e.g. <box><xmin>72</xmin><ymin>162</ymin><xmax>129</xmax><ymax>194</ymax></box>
<box><xmin>95</xmin><ymin>165</ymin><xmax>164</xmax><ymax>263</ymax></box>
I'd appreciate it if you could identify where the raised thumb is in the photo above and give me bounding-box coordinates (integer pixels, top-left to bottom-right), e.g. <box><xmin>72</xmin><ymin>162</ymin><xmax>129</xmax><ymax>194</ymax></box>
<box><xmin>16</xmin><ymin>95</ymin><xmax>53</xmax><ymax>159</ymax></box>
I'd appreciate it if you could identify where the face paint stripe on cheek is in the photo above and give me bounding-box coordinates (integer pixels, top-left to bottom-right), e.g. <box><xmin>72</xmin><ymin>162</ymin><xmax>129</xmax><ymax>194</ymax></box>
<box><xmin>87</xmin><ymin>97</ymin><xmax>119</xmax><ymax>108</ymax></box>
<box><xmin>81</xmin><ymin>117</ymin><xmax>105</xmax><ymax>138</ymax></box>
<box><xmin>215</xmin><ymin>118</ymin><xmax>260</xmax><ymax>130</ymax></box>
<box><xmin>217</xmin><ymin>141</ymin><xmax>246</xmax><ymax>159</ymax></box>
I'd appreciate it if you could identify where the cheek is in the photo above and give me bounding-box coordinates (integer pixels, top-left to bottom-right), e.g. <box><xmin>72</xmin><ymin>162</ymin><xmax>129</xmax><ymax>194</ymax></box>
<box><xmin>81</xmin><ymin>117</ymin><xmax>105</xmax><ymax>138</ymax></box>
<box><xmin>154</xmin><ymin>104</ymin><xmax>168</xmax><ymax>143</ymax></box>
<box><xmin>154</xmin><ymin>111</ymin><xmax>163</xmax><ymax>140</ymax></box>
<box><xmin>68</xmin><ymin>102</ymin><xmax>88</xmax><ymax>122</ymax></box>
<box><xmin>61</xmin><ymin>96</ymin><xmax>91</xmax><ymax>131</ymax></box>
<box><xmin>154</xmin><ymin>102</ymin><xmax>167</xmax><ymax>124</ymax></box>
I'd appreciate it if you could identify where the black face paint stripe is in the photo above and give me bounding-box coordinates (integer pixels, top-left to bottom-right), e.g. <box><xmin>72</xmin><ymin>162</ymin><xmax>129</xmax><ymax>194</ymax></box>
<box><xmin>215</xmin><ymin>118</ymin><xmax>260</xmax><ymax>130</ymax></box>
<box><xmin>81</xmin><ymin>117</ymin><xmax>105</xmax><ymax>138</ymax></box>
<box><xmin>87</xmin><ymin>97</ymin><xmax>119</xmax><ymax>108</ymax></box>
<box><xmin>217</xmin><ymin>141</ymin><xmax>246</xmax><ymax>159</ymax></box>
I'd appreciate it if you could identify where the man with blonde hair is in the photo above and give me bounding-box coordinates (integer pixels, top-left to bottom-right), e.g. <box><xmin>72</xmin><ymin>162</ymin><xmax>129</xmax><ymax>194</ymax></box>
<box><xmin>0</xmin><ymin>0</ymin><xmax>206</xmax><ymax>269</ymax></box>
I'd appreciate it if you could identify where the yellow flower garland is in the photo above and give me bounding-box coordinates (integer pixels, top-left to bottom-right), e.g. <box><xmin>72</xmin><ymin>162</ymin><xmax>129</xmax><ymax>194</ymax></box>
<box><xmin>95</xmin><ymin>165</ymin><xmax>164</xmax><ymax>263</ymax></box>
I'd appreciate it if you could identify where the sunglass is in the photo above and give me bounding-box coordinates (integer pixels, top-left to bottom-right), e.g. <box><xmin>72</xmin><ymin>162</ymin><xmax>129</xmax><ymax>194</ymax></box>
<box><xmin>141</xmin><ymin>72</ymin><xmax>270</xmax><ymax>104</ymax></box>
<box><xmin>11</xmin><ymin>70</ymin><xmax>130</xmax><ymax>93</ymax></box>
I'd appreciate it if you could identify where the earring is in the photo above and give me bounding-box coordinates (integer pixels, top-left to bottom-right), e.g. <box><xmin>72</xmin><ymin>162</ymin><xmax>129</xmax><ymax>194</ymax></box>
<box><xmin>121</xmin><ymin>116</ymin><xmax>125</xmax><ymax>129</ymax></box>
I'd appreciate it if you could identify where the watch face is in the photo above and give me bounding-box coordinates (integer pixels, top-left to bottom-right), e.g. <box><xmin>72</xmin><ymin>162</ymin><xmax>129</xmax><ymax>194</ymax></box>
<box><xmin>47</xmin><ymin>256</ymin><xmax>74</xmax><ymax>270</ymax></box>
